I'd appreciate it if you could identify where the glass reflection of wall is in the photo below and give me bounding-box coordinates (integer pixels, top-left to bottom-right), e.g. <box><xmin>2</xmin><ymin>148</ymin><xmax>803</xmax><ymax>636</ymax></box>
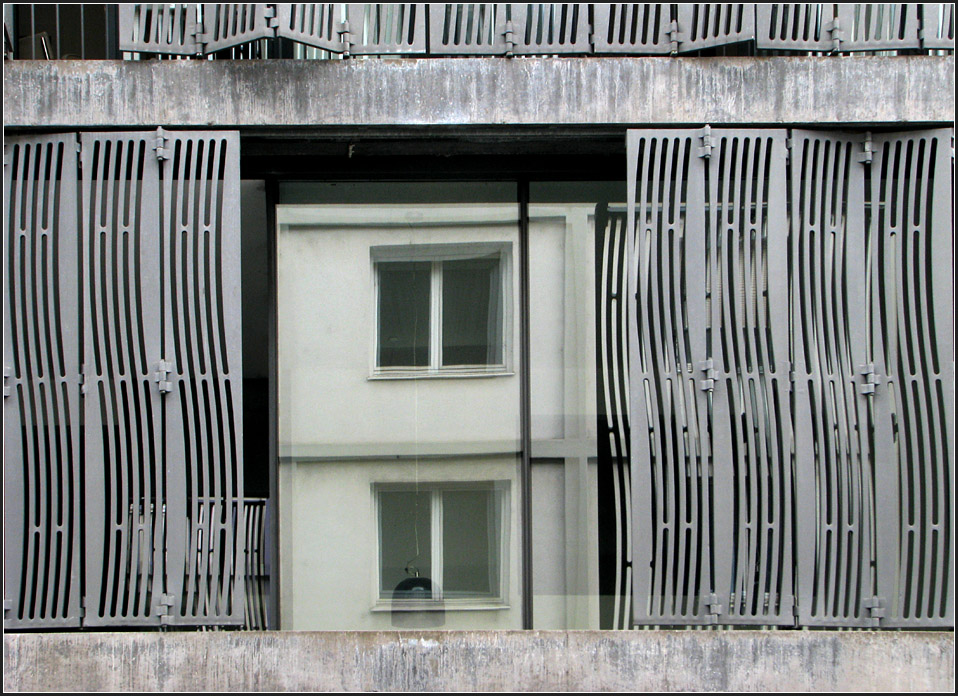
<box><xmin>277</xmin><ymin>183</ymin><xmax>522</xmax><ymax>630</ymax></box>
<box><xmin>528</xmin><ymin>182</ymin><xmax>628</xmax><ymax>630</ymax></box>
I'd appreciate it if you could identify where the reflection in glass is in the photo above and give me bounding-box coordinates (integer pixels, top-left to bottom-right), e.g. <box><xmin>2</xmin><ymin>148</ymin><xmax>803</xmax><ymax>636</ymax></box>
<box><xmin>377</xmin><ymin>262</ymin><xmax>431</xmax><ymax>367</ymax></box>
<box><xmin>442</xmin><ymin>257</ymin><xmax>503</xmax><ymax>366</ymax></box>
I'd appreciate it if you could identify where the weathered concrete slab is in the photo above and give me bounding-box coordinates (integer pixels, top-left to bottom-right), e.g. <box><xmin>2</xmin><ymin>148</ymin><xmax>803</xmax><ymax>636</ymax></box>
<box><xmin>4</xmin><ymin>630</ymin><xmax>954</xmax><ymax>692</ymax></box>
<box><xmin>4</xmin><ymin>56</ymin><xmax>953</xmax><ymax>129</ymax></box>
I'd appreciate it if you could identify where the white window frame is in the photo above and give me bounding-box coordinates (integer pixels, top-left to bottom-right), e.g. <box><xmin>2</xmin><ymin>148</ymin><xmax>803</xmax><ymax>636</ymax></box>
<box><xmin>372</xmin><ymin>480</ymin><xmax>511</xmax><ymax>611</ymax></box>
<box><xmin>370</xmin><ymin>242</ymin><xmax>514</xmax><ymax>378</ymax></box>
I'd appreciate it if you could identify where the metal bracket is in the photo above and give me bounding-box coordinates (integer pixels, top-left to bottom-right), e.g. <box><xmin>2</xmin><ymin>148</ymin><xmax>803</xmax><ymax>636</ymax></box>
<box><xmin>154</xmin><ymin>360</ymin><xmax>174</xmax><ymax>394</ymax></box>
<box><xmin>705</xmin><ymin>593</ymin><xmax>723</xmax><ymax>622</ymax></box>
<box><xmin>503</xmin><ymin>20</ymin><xmax>515</xmax><ymax>56</ymax></box>
<box><xmin>697</xmin><ymin>126</ymin><xmax>713</xmax><ymax>159</ymax></box>
<box><xmin>666</xmin><ymin>20</ymin><xmax>681</xmax><ymax>54</ymax></box>
<box><xmin>79</xmin><ymin>372</ymin><xmax>87</xmax><ymax>396</ymax></box>
<box><xmin>3</xmin><ymin>598</ymin><xmax>12</xmax><ymax>616</ymax></box>
<box><xmin>785</xmin><ymin>137</ymin><xmax>793</xmax><ymax>162</ymax></box>
<box><xmin>154</xmin><ymin>127</ymin><xmax>170</xmax><ymax>162</ymax></box>
<box><xmin>263</xmin><ymin>4</ymin><xmax>279</xmax><ymax>31</ymax></box>
<box><xmin>863</xmin><ymin>595</ymin><xmax>886</xmax><ymax>625</ymax></box>
<box><xmin>826</xmin><ymin>16</ymin><xmax>843</xmax><ymax>52</ymax></box>
<box><xmin>697</xmin><ymin>359</ymin><xmax>717</xmax><ymax>391</ymax></box>
<box><xmin>857</xmin><ymin>132</ymin><xmax>874</xmax><ymax>165</ymax></box>
<box><xmin>857</xmin><ymin>363</ymin><xmax>879</xmax><ymax>395</ymax></box>
<box><xmin>157</xmin><ymin>593</ymin><xmax>176</xmax><ymax>624</ymax></box>
<box><xmin>3</xmin><ymin>365</ymin><xmax>11</xmax><ymax>397</ymax></box>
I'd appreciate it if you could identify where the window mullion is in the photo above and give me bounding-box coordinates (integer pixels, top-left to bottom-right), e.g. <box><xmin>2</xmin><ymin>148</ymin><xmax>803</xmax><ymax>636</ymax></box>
<box><xmin>431</xmin><ymin>261</ymin><xmax>442</xmax><ymax>370</ymax></box>
<box><xmin>431</xmin><ymin>490</ymin><xmax>444</xmax><ymax>596</ymax></box>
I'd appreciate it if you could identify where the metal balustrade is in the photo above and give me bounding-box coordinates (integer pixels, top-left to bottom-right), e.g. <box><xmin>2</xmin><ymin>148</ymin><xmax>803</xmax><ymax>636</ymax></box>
<box><xmin>6</xmin><ymin>4</ymin><xmax>951</xmax><ymax>60</ymax></box>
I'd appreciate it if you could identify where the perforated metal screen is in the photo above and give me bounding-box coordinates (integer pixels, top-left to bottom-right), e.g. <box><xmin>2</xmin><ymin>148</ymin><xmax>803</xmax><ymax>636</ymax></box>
<box><xmin>627</xmin><ymin>127</ymin><xmax>954</xmax><ymax>628</ymax></box>
<box><xmin>4</xmin><ymin>130</ymin><xmax>245</xmax><ymax>629</ymax></box>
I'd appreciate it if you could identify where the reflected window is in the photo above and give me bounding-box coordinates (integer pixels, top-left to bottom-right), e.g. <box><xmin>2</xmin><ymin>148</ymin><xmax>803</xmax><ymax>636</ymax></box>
<box><xmin>377</xmin><ymin>482</ymin><xmax>507</xmax><ymax>603</ymax></box>
<box><xmin>373</xmin><ymin>243</ymin><xmax>510</xmax><ymax>374</ymax></box>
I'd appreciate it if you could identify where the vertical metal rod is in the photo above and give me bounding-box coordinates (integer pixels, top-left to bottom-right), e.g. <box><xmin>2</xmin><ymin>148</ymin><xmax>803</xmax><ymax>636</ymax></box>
<box><xmin>30</xmin><ymin>4</ymin><xmax>35</xmax><ymax>59</ymax></box>
<box><xmin>518</xmin><ymin>178</ymin><xmax>533</xmax><ymax>629</ymax></box>
<box><xmin>105</xmin><ymin>4</ymin><xmax>118</xmax><ymax>59</ymax></box>
<box><xmin>79</xmin><ymin>4</ymin><xmax>84</xmax><ymax>59</ymax></box>
<box><xmin>54</xmin><ymin>4</ymin><xmax>60</xmax><ymax>59</ymax></box>
<box><xmin>265</xmin><ymin>176</ymin><xmax>281</xmax><ymax>630</ymax></box>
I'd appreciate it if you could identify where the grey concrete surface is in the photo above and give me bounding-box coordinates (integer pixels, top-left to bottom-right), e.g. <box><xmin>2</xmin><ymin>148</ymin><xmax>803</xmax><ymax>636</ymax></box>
<box><xmin>4</xmin><ymin>56</ymin><xmax>953</xmax><ymax>129</ymax></box>
<box><xmin>4</xmin><ymin>630</ymin><xmax>954</xmax><ymax>692</ymax></box>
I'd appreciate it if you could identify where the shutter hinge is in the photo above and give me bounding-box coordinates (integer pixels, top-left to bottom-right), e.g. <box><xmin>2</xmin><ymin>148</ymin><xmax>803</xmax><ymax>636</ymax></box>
<box><xmin>863</xmin><ymin>595</ymin><xmax>885</xmax><ymax>626</ymax></box>
<box><xmin>697</xmin><ymin>126</ymin><xmax>713</xmax><ymax>159</ymax></box>
<box><xmin>666</xmin><ymin>20</ymin><xmax>681</xmax><ymax>54</ymax></box>
<box><xmin>3</xmin><ymin>366</ymin><xmax>11</xmax><ymax>397</ymax></box>
<box><xmin>157</xmin><ymin>593</ymin><xmax>176</xmax><ymax>624</ymax></box>
<box><xmin>503</xmin><ymin>20</ymin><xmax>516</xmax><ymax>56</ymax></box>
<box><xmin>339</xmin><ymin>20</ymin><xmax>354</xmax><ymax>56</ymax></box>
<box><xmin>788</xmin><ymin>370</ymin><xmax>796</xmax><ymax>392</ymax></box>
<box><xmin>857</xmin><ymin>363</ymin><xmax>879</xmax><ymax>395</ymax></box>
<box><xmin>705</xmin><ymin>593</ymin><xmax>723</xmax><ymax>622</ymax></box>
<box><xmin>154</xmin><ymin>127</ymin><xmax>170</xmax><ymax>162</ymax></box>
<box><xmin>263</xmin><ymin>4</ymin><xmax>279</xmax><ymax>32</ymax></box>
<box><xmin>155</xmin><ymin>360</ymin><xmax>174</xmax><ymax>394</ymax></box>
<box><xmin>826</xmin><ymin>16</ymin><xmax>843</xmax><ymax>52</ymax></box>
<box><xmin>697</xmin><ymin>359</ymin><xmax>717</xmax><ymax>391</ymax></box>
<box><xmin>857</xmin><ymin>132</ymin><xmax>874</xmax><ymax>165</ymax></box>
<box><xmin>79</xmin><ymin>372</ymin><xmax>88</xmax><ymax>395</ymax></box>
<box><xmin>785</xmin><ymin>137</ymin><xmax>793</xmax><ymax>162</ymax></box>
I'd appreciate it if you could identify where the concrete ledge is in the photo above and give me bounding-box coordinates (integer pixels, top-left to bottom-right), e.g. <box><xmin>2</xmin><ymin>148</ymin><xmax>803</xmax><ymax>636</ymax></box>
<box><xmin>4</xmin><ymin>56</ymin><xmax>953</xmax><ymax>129</ymax></box>
<box><xmin>4</xmin><ymin>630</ymin><xmax>954</xmax><ymax>692</ymax></box>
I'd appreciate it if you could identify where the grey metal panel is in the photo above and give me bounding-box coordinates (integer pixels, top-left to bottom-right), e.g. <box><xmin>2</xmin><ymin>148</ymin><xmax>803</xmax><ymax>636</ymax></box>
<box><xmin>243</xmin><ymin>498</ymin><xmax>269</xmax><ymax>630</ymax></box>
<box><xmin>628</xmin><ymin>130</ymin><xmax>713</xmax><ymax>625</ymax></box>
<box><xmin>920</xmin><ymin>3</ymin><xmax>955</xmax><ymax>49</ymax></box>
<box><xmin>161</xmin><ymin>131</ymin><xmax>245</xmax><ymax>625</ymax></box>
<box><xmin>511</xmin><ymin>3</ymin><xmax>591</xmax><ymax>55</ymax></box>
<box><xmin>200</xmin><ymin>4</ymin><xmax>277</xmax><ymax>52</ymax></box>
<box><xmin>80</xmin><ymin>133</ymin><xmax>166</xmax><ymax>627</ymax></box>
<box><xmin>705</xmin><ymin>130</ymin><xmax>793</xmax><ymax>625</ymax></box>
<box><xmin>345</xmin><ymin>4</ymin><xmax>426</xmax><ymax>55</ymax></box>
<box><xmin>790</xmin><ymin>131</ymin><xmax>874</xmax><ymax>627</ymax></box>
<box><xmin>276</xmin><ymin>4</ymin><xmax>345</xmax><ymax>53</ymax></box>
<box><xmin>596</xmin><ymin>205</ymin><xmax>634</xmax><ymax>629</ymax></box>
<box><xmin>428</xmin><ymin>4</ymin><xmax>508</xmax><ymax>55</ymax></box>
<box><xmin>755</xmin><ymin>4</ymin><xmax>836</xmax><ymax>52</ymax></box>
<box><xmin>675</xmin><ymin>4</ymin><xmax>755</xmax><ymax>52</ymax></box>
<box><xmin>3</xmin><ymin>134</ymin><xmax>83</xmax><ymax>629</ymax></box>
<box><xmin>593</xmin><ymin>4</ymin><xmax>674</xmax><ymax>54</ymax></box>
<box><xmin>118</xmin><ymin>4</ymin><xmax>201</xmax><ymax>55</ymax></box>
<box><xmin>835</xmin><ymin>4</ymin><xmax>921</xmax><ymax>51</ymax></box>
<box><xmin>869</xmin><ymin>130</ymin><xmax>954</xmax><ymax>628</ymax></box>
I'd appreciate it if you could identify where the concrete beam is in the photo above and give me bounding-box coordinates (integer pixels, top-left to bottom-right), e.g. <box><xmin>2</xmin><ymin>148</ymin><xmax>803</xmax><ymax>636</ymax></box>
<box><xmin>4</xmin><ymin>630</ymin><xmax>954</xmax><ymax>692</ymax></box>
<box><xmin>4</xmin><ymin>56</ymin><xmax>954</xmax><ymax>130</ymax></box>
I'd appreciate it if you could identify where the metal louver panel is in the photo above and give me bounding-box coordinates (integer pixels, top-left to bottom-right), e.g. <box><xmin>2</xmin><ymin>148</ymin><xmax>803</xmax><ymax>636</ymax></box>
<box><xmin>593</xmin><ymin>4</ymin><xmax>674</xmax><ymax>54</ymax></box>
<box><xmin>869</xmin><ymin>130</ymin><xmax>954</xmax><ymax>628</ymax></box>
<box><xmin>118</xmin><ymin>4</ymin><xmax>201</xmax><ymax>55</ymax></box>
<box><xmin>595</xmin><ymin>204</ymin><xmax>633</xmax><ymax>630</ymax></box>
<box><xmin>755</xmin><ymin>4</ymin><xmax>836</xmax><ymax>52</ymax></box>
<box><xmin>511</xmin><ymin>3</ymin><xmax>591</xmax><ymax>54</ymax></box>
<box><xmin>3</xmin><ymin>135</ymin><xmax>83</xmax><ymax>629</ymax></box>
<box><xmin>276</xmin><ymin>3</ymin><xmax>344</xmax><ymax>52</ymax></box>
<box><xmin>244</xmin><ymin>498</ymin><xmax>269</xmax><ymax>630</ymax></box>
<box><xmin>835</xmin><ymin>4</ymin><xmax>921</xmax><ymax>51</ymax></box>
<box><xmin>200</xmin><ymin>3</ymin><xmax>278</xmax><ymax>52</ymax></box>
<box><xmin>705</xmin><ymin>130</ymin><xmax>793</xmax><ymax>625</ymax></box>
<box><xmin>789</xmin><ymin>131</ymin><xmax>875</xmax><ymax>626</ymax></box>
<box><xmin>627</xmin><ymin>131</ymin><xmax>714</xmax><ymax>625</ymax></box>
<box><xmin>676</xmin><ymin>3</ymin><xmax>755</xmax><ymax>52</ymax></box>
<box><xmin>428</xmin><ymin>4</ymin><xmax>508</xmax><ymax>55</ymax></box>
<box><xmin>162</xmin><ymin>131</ymin><xmax>245</xmax><ymax>625</ymax></box>
<box><xmin>80</xmin><ymin>133</ymin><xmax>166</xmax><ymax>627</ymax></box>
<box><xmin>920</xmin><ymin>3</ymin><xmax>955</xmax><ymax>49</ymax></box>
<box><xmin>345</xmin><ymin>4</ymin><xmax>426</xmax><ymax>55</ymax></box>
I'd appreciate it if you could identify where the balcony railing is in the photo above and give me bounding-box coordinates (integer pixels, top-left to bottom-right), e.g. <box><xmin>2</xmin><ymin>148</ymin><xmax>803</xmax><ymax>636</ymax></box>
<box><xmin>4</xmin><ymin>4</ymin><xmax>954</xmax><ymax>61</ymax></box>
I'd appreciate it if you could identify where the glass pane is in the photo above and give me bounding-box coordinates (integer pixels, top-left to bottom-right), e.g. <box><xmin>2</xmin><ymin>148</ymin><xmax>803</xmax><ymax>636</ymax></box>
<box><xmin>442</xmin><ymin>257</ymin><xmax>502</xmax><ymax>366</ymax></box>
<box><xmin>378</xmin><ymin>261</ymin><xmax>431</xmax><ymax>367</ymax></box>
<box><xmin>277</xmin><ymin>182</ymin><xmax>522</xmax><ymax>630</ymax></box>
<box><xmin>379</xmin><ymin>490</ymin><xmax>433</xmax><ymax>596</ymax></box>
<box><xmin>528</xmin><ymin>181</ymin><xmax>627</xmax><ymax>629</ymax></box>
<box><xmin>442</xmin><ymin>489</ymin><xmax>499</xmax><ymax>596</ymax></box>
